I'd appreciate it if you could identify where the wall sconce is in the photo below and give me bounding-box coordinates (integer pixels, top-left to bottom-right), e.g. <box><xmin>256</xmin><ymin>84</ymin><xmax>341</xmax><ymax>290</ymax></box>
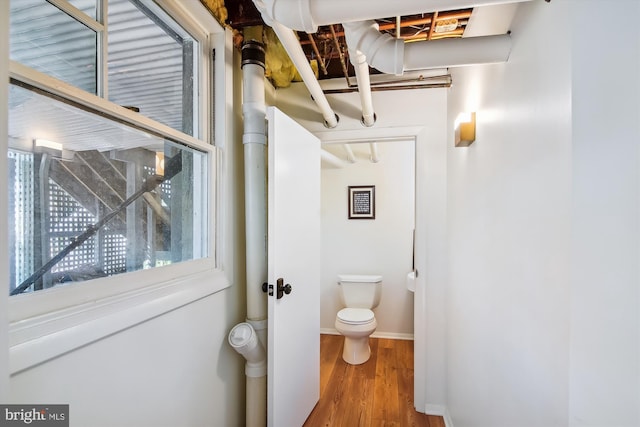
<box><xmin>155</xmin><ymin>152</ymin><xmax>165</xmax><ymax>176</ymax></box>
<box><xmin>34</xmin><ymin>138</ymin><xmax>63</xmax><ymax>151</ymax></box>
<box><xmin>454</xmin><ymin>112</ymin><xmax>476</xmax><ymax>147</ymax></box>
<box><xmin>34</xmin><ymin>138</ymin><xmax>74</xmax><ymax>160</ymax></box>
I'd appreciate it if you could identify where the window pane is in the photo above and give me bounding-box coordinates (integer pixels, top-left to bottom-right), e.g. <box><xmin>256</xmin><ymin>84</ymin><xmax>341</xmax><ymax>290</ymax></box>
<box><xmin>108</xmin><ymin>0</ymin><xmax>198</xmax><ymax>135</ymax></box>
<box><xmin>7</xmin><ymin>83</ymin><xmax>208</xmax><ymax>296</ymax></box>
<box><xmin>9</xmin><ymin>0</ymin><xmax>97</xmax><ymax>94</ymax></box>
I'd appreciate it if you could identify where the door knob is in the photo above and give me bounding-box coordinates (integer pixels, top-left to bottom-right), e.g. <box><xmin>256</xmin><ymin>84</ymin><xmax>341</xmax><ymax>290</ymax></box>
<box><xmin>276</xmin><ymin>278</ymin><xmax>292</xmax><ymax>299</ymax></box>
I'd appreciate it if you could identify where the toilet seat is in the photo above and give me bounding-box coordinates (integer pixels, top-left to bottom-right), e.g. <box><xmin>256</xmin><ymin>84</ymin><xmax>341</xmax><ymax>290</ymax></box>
<box><xmin>337</xmin><ymin>308</ymin><xmax>374</xmax><ymax>325</ymax></box>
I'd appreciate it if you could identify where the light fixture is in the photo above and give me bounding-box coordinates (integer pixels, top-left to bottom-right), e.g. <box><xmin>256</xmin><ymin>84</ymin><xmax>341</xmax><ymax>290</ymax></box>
<box><xmin>155</xmin><ymin>152</ymin><xmax>165</xmax><ymax>176</ymax></box>
<box><xmin>454</xmin><ymin>112</ymin><xmax>476</xmax><ymax>147</ymax></box>
<box><xmin>34</xmin><ymin>138</ymin><xmax>63</xmax><ymax>151</ymax></box>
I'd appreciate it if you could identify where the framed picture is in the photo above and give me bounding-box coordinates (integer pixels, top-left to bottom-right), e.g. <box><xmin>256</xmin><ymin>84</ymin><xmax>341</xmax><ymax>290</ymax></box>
<box><xmin>348</xmin><ymin>185</ymin><xmax>375</xmax><ymax>219</ymax></box>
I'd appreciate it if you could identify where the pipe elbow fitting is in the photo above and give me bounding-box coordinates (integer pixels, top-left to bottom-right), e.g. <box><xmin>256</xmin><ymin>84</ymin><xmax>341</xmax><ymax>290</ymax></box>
<box><xmin>254</xmin><ymin>0</ymin><xmax>317</xmax><ymax>32</ymax></box>
<box><xmin>343</xmin><ymin>21</ymin><xmax>404</xmax><ymax>76</ymax></box>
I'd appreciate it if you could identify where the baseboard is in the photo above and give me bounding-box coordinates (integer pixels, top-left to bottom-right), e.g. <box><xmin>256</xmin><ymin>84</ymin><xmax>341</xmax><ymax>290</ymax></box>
<box><xmin>319</xmin><ymin>328</ymin><xmax>414</xmax><ymax>341</ymax></box>
<box><xmin>372</xmin><ymin>331</ymin><xmax>414</xmax><ymax>340</ymax></box>
<box><xmin>425</xmin><ymin>404</ymin><xmax>454</xmax><ymax>427</ymax></box>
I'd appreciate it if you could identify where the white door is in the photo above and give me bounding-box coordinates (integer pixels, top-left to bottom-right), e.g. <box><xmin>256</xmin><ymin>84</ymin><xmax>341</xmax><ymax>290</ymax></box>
<box><xmin>267</xmin><ymin>107</ymin><xmax>321</xmax><ymax>427</ymax></box>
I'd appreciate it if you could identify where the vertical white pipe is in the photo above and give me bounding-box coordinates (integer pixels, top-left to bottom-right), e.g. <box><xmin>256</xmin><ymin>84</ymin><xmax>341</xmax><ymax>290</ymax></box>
<box><xmin>343</xmin><ymin>144</ymin><xmax>356</xmax><ymax>163</ymax></box>
<box><xmin>246</xmin><ymin>376</ymin><xmax>267</xmax><ymax>427</ymax></box>
<box><xmin>242</xmin><ymin>42</ymin><xmax>268</xmax><ymax>323</ymax></box>
<box><xmin>369</xmin><ymin>143</ymin><xmax>379</xmax><ymax>163</ymax></box>
<box><xmin>349</xmin><ymin>48</ymin><xmax>376</xmax><ymax>127</ymax></box>
<box><xmin>241</xmin><ymin>40</ymin><xmax>268</xmax><ymax>427</ymax></box>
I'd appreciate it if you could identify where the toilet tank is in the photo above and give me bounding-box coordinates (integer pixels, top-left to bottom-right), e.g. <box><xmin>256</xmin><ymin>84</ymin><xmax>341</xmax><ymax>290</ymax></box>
<box><xmin>338</xmin><ymin>274</ymin><xmax>382</xmax><ymax>309</ymax></box>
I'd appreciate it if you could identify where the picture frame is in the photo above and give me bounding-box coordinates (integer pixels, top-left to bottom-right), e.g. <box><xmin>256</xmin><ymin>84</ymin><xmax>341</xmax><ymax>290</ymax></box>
<box><xmin>348</xmin><ymin>185</ymin><xmax>375</xmax><ymax>219</ymax></box>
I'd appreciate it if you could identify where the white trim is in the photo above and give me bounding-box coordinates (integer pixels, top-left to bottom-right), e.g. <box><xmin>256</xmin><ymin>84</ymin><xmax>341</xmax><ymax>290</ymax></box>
<box><xmin>155</xmin><ymin>0</ymin><xmax>224</xmax><ymax>40</ymax></box>
<box><xmin>371</xmin><ymin>331</ymin><xmax>413</xmax><ymax>340</ymax></box>
<box><xmin>320</xmin><ymin>328</ymin><xmax>342</xmax><ymax>335</ymax></box>
<box><xmin>10</xmin><ymin>269</ymin><xmax>229</xmax><ymax>374</ymax></box>
<box><xmin>213</xmin><ymin>29</ymin><xmax>233</xmax><ymax>149</ymax></box>
<box><xmin>444</xmin><ymin>410</ymin><xmax>454</xmax><ymax>427</ymax></box>
<box><xmin>9</xmin><ymin>258</ymin><xmax>222</xmax><ymax>323</ymax></box>
<box><xmin>316</xmin><ymin>126</ymin><xmax>425</xmax><ymax>144</ymax></box>
<box><xmin>9</xmin><ymin>61</ymin><xmax>208</xmax><ymax>152</ymax></box>
<box><xmin>320</xmin><ymin>327</ymin><xmax>414</xmax><ymax>341</ymax></box>
<box><xmin>425</xmin><ymin>404</ymin><xmax>454</xmax><ymax>427</ymax></box>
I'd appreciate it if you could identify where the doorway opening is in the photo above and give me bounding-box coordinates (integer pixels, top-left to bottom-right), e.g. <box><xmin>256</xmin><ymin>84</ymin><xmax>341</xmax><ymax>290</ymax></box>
<box><xmin>311</xmin><ymin>137</ymin><xmax>431</xmax><ymax>423</ymax></box>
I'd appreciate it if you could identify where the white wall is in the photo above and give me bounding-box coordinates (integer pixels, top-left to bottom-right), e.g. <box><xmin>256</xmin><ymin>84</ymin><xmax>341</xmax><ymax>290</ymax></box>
<box><xmin>320</xmin><ymin>141</ymin><xmax>415</xmax><ymax>337</ymax></box>
<box><xmin>446</xmin><ymin>1</ymin><xmax>639</xmax><ymax>427</ymax></box>
<box><xmin>0</xmin><ymin>0</ymin><xmax>10</xmax><ymax>403</ymax></box>
<box><xmin>9</xmin><ymin>292</ymin><xmax>245</xmax><ymax>426</ymax></box>
<box><xmin>447</xmin><ymin>1</ymin><xmax>572</xmax><ymax>426</ymax></box>
<box><xmin>569</xmin><ymin>1</ymin><xmax>640</xmax><ymax>426</ymax></box>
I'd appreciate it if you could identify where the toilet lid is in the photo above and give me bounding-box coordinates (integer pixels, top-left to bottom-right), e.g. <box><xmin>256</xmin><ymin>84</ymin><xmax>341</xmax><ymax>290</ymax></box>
<box><xmin>337</xmin><ymin>308</ymin><xmax>374</xmax><ymax>325</ymax></box>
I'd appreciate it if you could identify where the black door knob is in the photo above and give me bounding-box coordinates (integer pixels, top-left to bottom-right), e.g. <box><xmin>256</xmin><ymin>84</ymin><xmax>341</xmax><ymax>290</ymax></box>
<box><xmin>276</xmin><ymin>278</ymin><xmax>292</xmax><ymax>299</ymax></box>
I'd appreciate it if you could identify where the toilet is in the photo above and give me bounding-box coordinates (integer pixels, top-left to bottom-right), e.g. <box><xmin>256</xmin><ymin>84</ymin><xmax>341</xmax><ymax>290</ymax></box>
<box><xmin>334</xmin><ymin>274</ymin><xmax>382</xmax><ymax>365</ymax></box>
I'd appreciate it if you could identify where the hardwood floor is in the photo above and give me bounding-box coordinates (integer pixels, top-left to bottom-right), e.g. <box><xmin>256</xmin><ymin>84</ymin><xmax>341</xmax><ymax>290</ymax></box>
<box><xmin>303</xmin><ymin>334</ymin><xmax>445</xmax><ymax>427</ymax></box>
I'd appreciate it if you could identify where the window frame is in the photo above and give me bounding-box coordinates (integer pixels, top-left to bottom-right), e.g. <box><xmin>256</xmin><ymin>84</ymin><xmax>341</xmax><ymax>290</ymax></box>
<box><xmin>5</xmin><ymin>0</ymin><xmax>230</xmax><ymax>374</ymax></box>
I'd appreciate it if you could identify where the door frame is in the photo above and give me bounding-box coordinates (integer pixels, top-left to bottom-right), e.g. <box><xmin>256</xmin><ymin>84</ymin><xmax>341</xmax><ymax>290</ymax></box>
<box><xmin>317</xmin><ymin>125</ymin><xmax>448</xmax><ymax>416</ymax></box>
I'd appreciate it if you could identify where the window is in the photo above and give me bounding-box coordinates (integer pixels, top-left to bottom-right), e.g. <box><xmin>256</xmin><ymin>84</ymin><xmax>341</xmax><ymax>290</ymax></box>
<box><xmin>7</xmin><ymin>0</ymin><xmax>214</xmax><ymax>298</ymax></box>
<box><xmin>107</xmin><ymin>0</ymin><xmax>198</xmax><ymax>134</ymax></box>
<box><xmin>10</xmin><ymin>0</ymin><xmax>98</xmax><ymax>94</ymax></box>
<box><xmin>9</xmin><ymin>0</ymin><xmax>198</xmax><ymax>135</ymax></box>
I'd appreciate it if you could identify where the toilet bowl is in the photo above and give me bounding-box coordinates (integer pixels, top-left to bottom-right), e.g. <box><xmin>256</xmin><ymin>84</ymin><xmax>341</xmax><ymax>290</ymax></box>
<box><xmin>335</xmin><ymin>307</ymin><xmax>378</xmax><ymax>364</ymax></box>
<box><xmin>335</xmin><ymin>274</ymin><xmax>382</xmax><ymax>365</ymax></box>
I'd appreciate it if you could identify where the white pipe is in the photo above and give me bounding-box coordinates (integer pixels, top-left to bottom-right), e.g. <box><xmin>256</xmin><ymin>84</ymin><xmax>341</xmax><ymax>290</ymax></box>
<box><xmin>343</xmin><ymin>144</ymin><xmax>356</xmax><ymax>163</ymax></box>
<box><xmin>270</xmin><ymin>21</ymin><xmax>338</xmax><ymax>128</ymax></box>
<box><xmin>228</xmin><ymin>321</ymin><xmax>267</xmax><ymax>426</ymax></box>
<box><xmin>254</xmin><ymin>0</ymin><xmax>530</xmax><ymax>127</ymax></box>
<box><xmin>404</xmin><ymin>34</ymin><xmax>512</xmax><ymax>70</ymax></box>
<box><xmin>253</xmin><ymin>1</ymin><xmax>339</xmax><ymax>128</ymax></box>
<box><xmin>369</xmin><ymin>143</ymin><xmax>379</xmax><ymax>163</ymax></box>
<box><xmin>257</xmin><ymin>0</ymin><xmax>534</xmax><ymax>33</ymax></box>
<box><xmin>349</xmin><ymin>48</ymin><xmax>376</xmax><ymax>127</ymax></box>
<box><xmin>344</xmin><ymin>20</ymin><xmax>512</xmax><ymax>75</ymax></box>
<box><xmin>229</xmin><ymin>40</ymin><xmax>268</xmax><ymax>427</ymax></box>
<box><xmin>343</xmin><ymin>21</ymin><xmax>404</xmax><ymax>75</ymax></box>
<box><xmin>247</xmin><ymin>376</ymin><xmax>267</xmax><ymax>427</ymax></box>
<box><xmin>321</xmin><ymin>149</ymin><xmax>349</xmax><ymax>168</ymax></box>
<box><xmin>242</xmin><ymin>42</ymin><xmax>268</xmax><ymax>323</ymax></box>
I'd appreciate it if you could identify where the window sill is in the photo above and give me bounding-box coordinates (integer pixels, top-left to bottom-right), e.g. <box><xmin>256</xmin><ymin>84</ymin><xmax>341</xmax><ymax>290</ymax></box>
<box><xmin>9</xmin><ymin>267</ymin><xmax>230</xmax><ymax>375</ymax></box>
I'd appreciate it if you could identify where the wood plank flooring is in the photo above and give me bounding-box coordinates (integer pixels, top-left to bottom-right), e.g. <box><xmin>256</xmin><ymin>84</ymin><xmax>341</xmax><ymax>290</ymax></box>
<box><xmin>303</xmin><ymin>334</ymin><xmax>445</xmax><ymax>427</ymax></box>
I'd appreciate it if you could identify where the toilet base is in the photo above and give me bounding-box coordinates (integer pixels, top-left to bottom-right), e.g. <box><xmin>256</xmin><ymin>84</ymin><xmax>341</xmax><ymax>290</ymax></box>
<box><xmin>342</xmin><ymin>335</ymin><xmax>371</xmax><ymax>365</ymax></box>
